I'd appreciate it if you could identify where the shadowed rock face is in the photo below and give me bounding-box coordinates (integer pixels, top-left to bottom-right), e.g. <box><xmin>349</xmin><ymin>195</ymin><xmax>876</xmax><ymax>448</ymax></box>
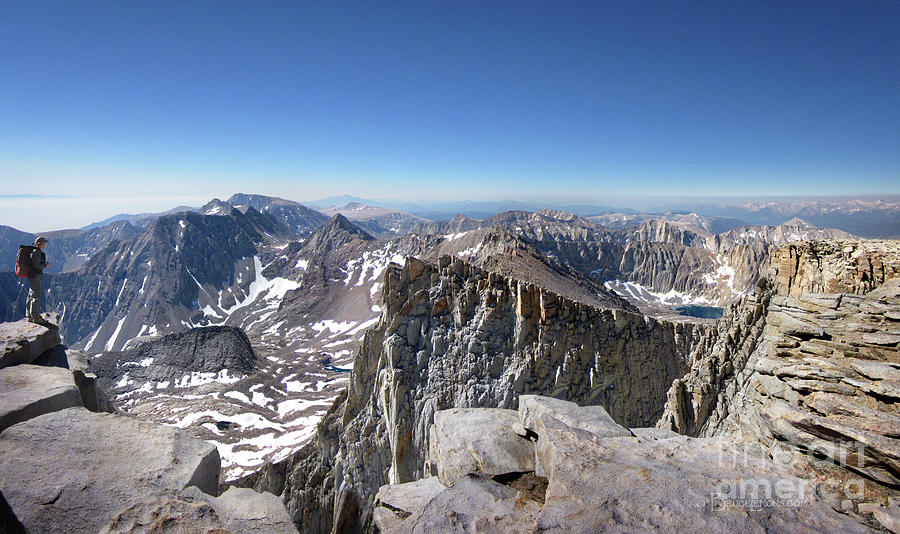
<box><xmin>29</xmin><ymin>207</ymin><xmax>287</xmax><ymax>352</ymax></box>
<box><xmin>89</xmin><ymin>326</ymin><xmax>257</xmax><ymax>390</ymax></box>
<box><xmin>241</xmin><ymin>255</ymin><xmax>708</xmax><ymax>533</ymax></box>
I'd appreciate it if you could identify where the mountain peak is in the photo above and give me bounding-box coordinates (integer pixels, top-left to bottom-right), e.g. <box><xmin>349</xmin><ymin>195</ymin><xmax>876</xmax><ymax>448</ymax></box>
<box><xmin>302</xmin><ymin>214</ymin><xmax>375</xmax><ymax>248</ymax></box>
<box><xmin>781</xmin><ymin>217</ymin><xmax>813</xmax><ymax>228</ymax></box>
<box><xmin>536</xmin><ymin>208</ymin><xmax>578</xmax><ymax>222</ymax></box>
<box><xmin>325</xmin><ymin>214</ymin><xmax>372</xmax><ymax>237</ymax></box>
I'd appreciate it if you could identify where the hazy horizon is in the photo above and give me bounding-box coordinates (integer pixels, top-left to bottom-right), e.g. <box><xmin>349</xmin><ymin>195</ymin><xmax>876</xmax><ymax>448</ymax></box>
<box><xmin>4</xmin><ymin>191</ymin><xmax>900</xmax><ymax>234</ymax></box>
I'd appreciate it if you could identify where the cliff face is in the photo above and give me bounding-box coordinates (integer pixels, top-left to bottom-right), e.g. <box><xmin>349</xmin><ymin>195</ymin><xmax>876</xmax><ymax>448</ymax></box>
<box><xmin>254</xmin><ymin>255</ymin><xmax>708</xmax><ymax>532</ymax></box>
<box><xmin>656</xmin><ymin>282</ymin><xmax>773</xmax><ymax>436</ymax></box>
<box><xmin>658</xmin><ymin>239</ymin><xmax>900</xmax><ymax>512</ymax></box>
<box><xmin>770</xmin><ymin>239</ymin><xmax>900</xmax><ymax>296</ymax></box>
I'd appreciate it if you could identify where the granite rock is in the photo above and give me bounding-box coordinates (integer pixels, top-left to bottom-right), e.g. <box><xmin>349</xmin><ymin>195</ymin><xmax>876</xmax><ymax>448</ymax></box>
<box><xmin>0</xmin><ymin>407</ymin><xmax>220</xmax><ymax>534</ymax></box>
<box><xmin>0</xmin><ymin>363</ymin><xmax>82</xmax><ymax>432</ymax></box>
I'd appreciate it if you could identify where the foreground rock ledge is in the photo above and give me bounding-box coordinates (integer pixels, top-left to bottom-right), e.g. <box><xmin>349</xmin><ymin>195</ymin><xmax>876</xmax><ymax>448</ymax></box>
<box><xmin>0</xmin><ymin>407</ymin><xmax>220</xmax><ymax>533</ymax></box>
<box><xmin>0</xmin><ymin>363</ymin><xmax>83</xmax><ymax>432</ymax></box>
<box><xmin>375</xmin><ymin>396</ymin><xmax>874</xmax><ymax>534</ymax></box>
<box><xmin>0</xmin><ymin>314</ymin><xmax>61</xmax><ymax>369</ymax></box>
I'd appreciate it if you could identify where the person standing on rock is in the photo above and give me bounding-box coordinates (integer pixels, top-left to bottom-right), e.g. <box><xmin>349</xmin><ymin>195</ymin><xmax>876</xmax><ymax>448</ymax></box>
<box><xmin>26</xmin><ymin>236</ymin><xmax>50</xmax><ymax>324</ymax></box>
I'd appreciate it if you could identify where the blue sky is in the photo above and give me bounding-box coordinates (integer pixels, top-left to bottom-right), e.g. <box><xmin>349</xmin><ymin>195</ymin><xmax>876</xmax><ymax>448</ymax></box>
<box><xmin>1</xmin><ymin>1</ymin><xmax>898</xmax><ymax>230</ymax></box>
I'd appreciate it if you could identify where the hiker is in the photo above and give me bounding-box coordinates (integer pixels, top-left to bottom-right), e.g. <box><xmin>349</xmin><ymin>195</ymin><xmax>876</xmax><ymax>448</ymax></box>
<box><xmin>26</xmin><ymin>236</ymin><xmax>50</xmax><ymax>324</ymax></box>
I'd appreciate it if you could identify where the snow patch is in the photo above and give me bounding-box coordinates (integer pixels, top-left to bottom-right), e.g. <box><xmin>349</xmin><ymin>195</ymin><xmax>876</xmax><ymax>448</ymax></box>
<box><xmin>311</xmin><ymin>319</ymin><xmax>357</xmax><ymax>336</ymax></box>
<box><xmin>444</xmin><ymin>231</ymin><xmax>468</xmax><ymax>241</ymax></box>
<box><xmin>604</xmin><ymin>280</ymin><xmax>714</xmax><ymax>306</ymax></box>
<box><xmin>457</xmin><ymin>243</ymin><xmax>483</xmax><ymax>258</ymax></box>
<box><xmin>104</xmin><ymin>316</ymin><xmax>128</xmax><ymax>351</ymax></box>
<box><xmin>173</xmin><ymin>369</ymin><xmax>241</xmax><ymax>388</ymax></box>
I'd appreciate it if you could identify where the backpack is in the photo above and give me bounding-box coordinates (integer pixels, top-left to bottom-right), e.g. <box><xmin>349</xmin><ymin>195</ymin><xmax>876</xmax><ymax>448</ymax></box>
<box><xmin>15</xmin><ymin>245</ymin><xmax>36</xmax><ymax>279</ymax></box>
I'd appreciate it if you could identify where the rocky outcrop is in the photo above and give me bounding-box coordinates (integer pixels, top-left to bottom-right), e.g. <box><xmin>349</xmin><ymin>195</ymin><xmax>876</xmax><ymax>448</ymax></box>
<box><xmin>375</xmin><ymin>397</ymin><xmax>870</xmax><ymax>533</ymax></box>
<box><xmin>246</xmin><ymin>255</ymin><xmax>707</xmax><ymax>532</ymax></box>
<box><xmin>711</xmin><ymin>281</ymin><xmax>900</xmax><ymax>488</ymax></box>
<box><xmin>657</xmin><ymin>283</ymin><xmax>773</xmax><ymax>435</ymax></box>
<box><xmin>99</xmin><ymin>487</ymin><xmax>298</xmax><ymax>534</ymax></box>
<box><xmin>0</xmin><ymin>318</ymin><xmax>299</xmax><ymax>534</ymax></box>
<box><xmin>0</xmin><ymin>407</ymin><xmax>220</xmax><ymax>532</ymax></box>
<box><xmin>0</xmin><ymin>364</ymin><xmax>83</xmax><ymax>432</ymax></box>
<box><xmin>90</xmin><ymin>326</ymin><xmax>257</xmax><ymax>390</ymax></box>
<box><xmin>658</xmin><ymin>239</ymin><xmax>900</xmax><ymax>523</ymax></box>
<box><xmin>770</xmin><ymin>239</ymin><xmax>900</xmax><ymax>296</ymax></box>
<box><xmin>0</xmin><ymin>314</ymin><xmax>60</xmax><ymax>368</ymax></box>
<box><xmin>427</xmin><ymin>408</ymin><xmax>535</xmax><ymax>484</ymax></box>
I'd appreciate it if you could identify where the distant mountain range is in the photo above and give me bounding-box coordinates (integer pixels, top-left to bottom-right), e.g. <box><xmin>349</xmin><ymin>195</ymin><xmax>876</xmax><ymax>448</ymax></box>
<box><xmin>0</xmin><ymin>191</ymin><xmax>888</xmax><ymax>478</ymax></box>
<box><xmin>66</xmin><ymin>194</ymin><xmax>900</xmax><ymax>239</ymax></box>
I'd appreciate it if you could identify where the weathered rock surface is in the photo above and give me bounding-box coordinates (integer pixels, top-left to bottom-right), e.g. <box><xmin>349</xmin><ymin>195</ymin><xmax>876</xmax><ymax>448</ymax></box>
<box><xmin>376</xmin><ymin>398</ymin><xmax>871</xmax><ymax>534</ymax></box>
<box><xmin>0</xmin><ymin>407</ymin><xmax>220</xmax><ymax>533</ymax></box>
<box><xmin>62</xmin><ymin>349</ymin><xmax>117</xmax><ymax>412</ymax></box>
<box><xmin>384</xmin><ymin>474</ymin><xmax>542</xmax><ymax>534</ymax></box>
<box><xmin>99</xmin><ymin>487</ymin><xmax>300</xmax><ymax>534</ymax></box>
<box><xmin>0</xmin><ymin>364</ymin><xmax>82</xmax><ymax>432</ymax></box>
<box><xmin>99</xmin><ymin>495</ymin><xmax>228</xmax><ymax>534</ymax></box>
<box><xmin>659</xmin><ymin>239</ymin><xmax>900</xmax><ymax>517</ymax></box>
<box><xmin>428</xmin><ymin>408</ymin><xmax>534</xmax><ymax>484</ymax></box>
<box><xmin>373</xmin><ymin>477</ymin><xmax>446</xmax><ymax>534</ymax></box>
<box><xmin>177</xmin><ymin>486</ymin><xmax>299</xmax><ymax>534</ymax></box>
<box><xmin>0</xmin><ymin>314</ymin><xmax>60</xmax><ymax>369</ymax></box>
<box><xmin>771</xmin><ymin>239</ymin><xmax>900</xmax><ymax>296</ymax></box>
<box><xmin>209</xmin><ymin>487</ymin><xmax>298</xmax><ymax>534</ymax></box>
<box><xmin>873</xmin><ymin>498</ymin><xmax>900</xmax><ymax>534</ymax></box>
<box><xmin>519</xmin><ymin>394</ymin><xmax>634</xmax><ymax>439</ymax></box>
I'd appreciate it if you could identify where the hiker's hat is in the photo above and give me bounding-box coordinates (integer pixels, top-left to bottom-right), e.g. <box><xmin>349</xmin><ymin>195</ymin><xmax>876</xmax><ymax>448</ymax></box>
<box><xmin>33</xmin><ymin>236</ymin><xmax>48</xmax><ymax>245</ymax></box>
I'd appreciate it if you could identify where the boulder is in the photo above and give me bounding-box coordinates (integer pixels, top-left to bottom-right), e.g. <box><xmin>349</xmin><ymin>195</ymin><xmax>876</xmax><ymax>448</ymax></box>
<box><xmin>373</xmin><ymin>477</ymin><xmax>446</xmax><ymax>534</ymax></box>
<box><xmin>0</xmin><ymin>489</ymin><xmax>25</xmax><ymax>534</ymax></box>
<box><xmin>181</xmin><ymin>486</ymin><xmax>299</xmax><ymax>534</ymax></box>
<box><xmin>64</xmin><ymin>349</ymin><xmax>116</xmax><ymax>412</ymax></box>
<box><xmin>100</xmin><ymin>488</ymin><xmax>301</xmax><ymax>534</ymax></box>
<box><xmin>428</xmin><ymin>408</ymin><xmax>534</xmax><ymax>484</ymax></box>
<box><xmin>99</xmin><ymin>495</ymin><xmax>227</xmax><ymax>534</ymax></box>
<box><xmin>0</xmin><ymin>407</ymin><xmax>220</xmax><ymax>534</ymax></box>
<box><xmin>518</xmin><ymin>395</ymin><xmax>633</xmax><ymax>439</ymax></box>
<box><xmin>0</xmin><ymin>364</ymin><xmax>82</xmax><ymax>432</ymax></box>
<box><xmin>377</xmin><ymin>474</ymin><xmax>540</xmax><ymax>534</ymax></box>
<box><xmin>377</xmin><ymin>396</ymin><xmax>873</xmax><ymax>533</ymax></box>
<box><xmin>630</xmin><ymin>426</ymin><xmax>680</xmax><ymax>440</ymax></box>
<box><xmin>31</xmin><ymin>347</ymin><xmax>116</xmax><ymax>413</ymax></box>
<box><xmin>0</xmin><ymin>315</ymin><xmax>60</xmax><ymax>369</ymax></box>
<box><xmin>534</xmin><ymin>429</ymin><xmax>873</xmax><ymax>533</ymax></box>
